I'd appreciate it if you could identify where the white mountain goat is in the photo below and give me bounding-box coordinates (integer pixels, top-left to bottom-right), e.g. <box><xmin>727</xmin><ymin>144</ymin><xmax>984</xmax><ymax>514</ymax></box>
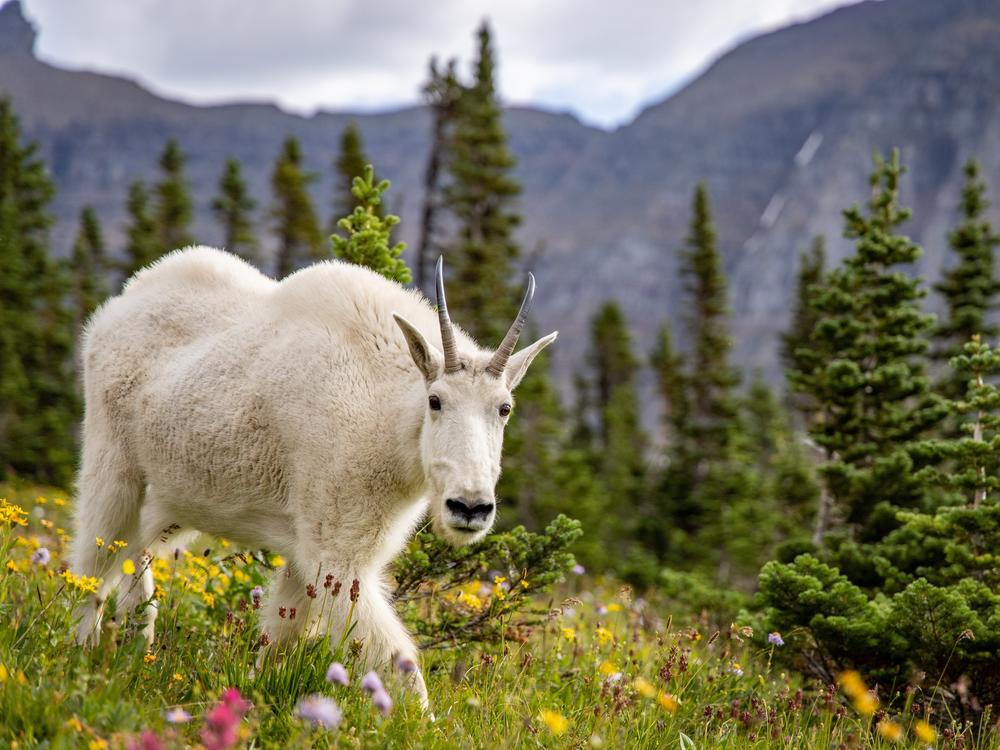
<box><xmin>70</xmin><ymin>247</ymin><xmax>556</xmax><ymax>706</ymax></box>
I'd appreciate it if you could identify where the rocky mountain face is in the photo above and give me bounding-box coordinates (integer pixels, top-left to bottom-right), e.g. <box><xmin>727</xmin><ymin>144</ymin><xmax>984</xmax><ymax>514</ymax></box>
<box><xmin>3</xmin><ymin>0</ymin><xmax>1000</xmax><ymax>387</ymax></box>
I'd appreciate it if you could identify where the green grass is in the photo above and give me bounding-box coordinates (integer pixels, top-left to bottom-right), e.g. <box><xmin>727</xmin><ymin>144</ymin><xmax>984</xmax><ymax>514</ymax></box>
<box><xmin>0</xmin><ymin>484</ymin><xmax>993</xmax><ymax>749</ymax></box>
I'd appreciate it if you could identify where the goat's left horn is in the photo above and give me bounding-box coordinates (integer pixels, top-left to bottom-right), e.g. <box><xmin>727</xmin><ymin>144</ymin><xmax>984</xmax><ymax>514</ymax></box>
<box><xmin>486</xmin><ymin>273</ymin><xmax>535</xmax><ymax>378</ymax></box>
<box><xmin>436</xmin><ymin>256</ymin><xmax>462</xmax><ymax>374</ymax></box>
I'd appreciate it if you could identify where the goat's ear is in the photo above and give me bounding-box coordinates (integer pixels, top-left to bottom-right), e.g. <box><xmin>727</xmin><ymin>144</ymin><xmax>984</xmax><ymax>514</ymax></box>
<box><xmin>504</xmin><ymin>332</ymin><xmax>558</xmax><ymax>390</ymax></box>
<box><xmin>393</xmin><ymin>313</ymin><xmax>443</xmax><ymax>381</ymax></box>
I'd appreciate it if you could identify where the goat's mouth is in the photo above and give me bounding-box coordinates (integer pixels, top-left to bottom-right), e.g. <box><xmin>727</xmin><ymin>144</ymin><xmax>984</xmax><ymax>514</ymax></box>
<box><xmin>432</xmin><ymin>510</ymin><xmax>493</xmax><ymax>546</ymax></box>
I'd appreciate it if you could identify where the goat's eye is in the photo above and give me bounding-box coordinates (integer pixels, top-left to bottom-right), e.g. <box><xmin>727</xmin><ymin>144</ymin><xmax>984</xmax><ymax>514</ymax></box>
<box><xmin>499</xmin><ymin>403</ymin><xmax>512</xmax><ymax>418</ymax></box>
<box><xmin>429</xmin><ymin>394</ymin><xmax>442</xmax><ymax>411</ymax></box>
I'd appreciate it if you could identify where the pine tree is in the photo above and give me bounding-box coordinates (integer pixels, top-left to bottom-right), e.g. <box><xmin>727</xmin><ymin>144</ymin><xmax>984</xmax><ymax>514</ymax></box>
<box><xmin>154</xmin><ymin>139</ymin><xmax>195</xmax><ymax>251</ymax></box>
<box><xmin>933</xmin><ymin>159</ymin><xmax>1000</xmax><ymax>402</ymax></box>
<box><xmin>414</xmin><ymin>57</ymin><xmax>462</xmax><ymax>293</ymax></box>
<box><xmin>212</xmin><ymin>157</ymin><xmax>257</xmax><ymax>262</ymax></box>
<box><xmin>0</xmin><ymin>97</ymin><xmax>77</xmax><ymax>486</ymax></box>
<box><xmin>679</xmin><ymin>184</ymin><xmax>740</xmax><ymax>469</ymax></box>
<box><xmin>442</xmin><ymin>22</ymin><xmax>521</xmax><ymax>344</ymax></box>
<box><xmin>780</xmin><ymin>237</ymin><xmax>826</xmax><ymax>426</ymax></box>
<box><xmin>69</xmin><ymin>205</ymin><xmax>108</xmax><ymax>332</ymax></box>
<box><xmin>271</xmin><ymin>136</ymin><xmax>323</xmax><ymax>278</ymax></box>
<box><xmin>332</xmin><ymin>123</ymin><xmax>381</xmax><ymax>233</ymax></box>
<box><xmin>586</xmin><ymin>302</ymin><xmax>646</xmax><ymax>526</ymax></box>
<box><xmin>650</xmin><ymin>322</ymin><xmax>689</xmax><ymax>450</ymax></box>
<box><xmin>330</xmin><ymin>165</ymin><xmax>410</xmax><ymax>283</ymax></box>
<box><xmin>120</xmin><ymin>181</ymin><xmax>160</xmax><ymax>283</ymax></box>
<box><xmin>787</xmin><ymin>149</ymin><xmax>946</xmax><ymax>547</ymax></box>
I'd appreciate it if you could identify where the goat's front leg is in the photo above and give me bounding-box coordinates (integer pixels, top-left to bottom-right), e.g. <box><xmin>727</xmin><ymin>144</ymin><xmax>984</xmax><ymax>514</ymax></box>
<box><xmin>319</xmin><ymin>570</ymin><xmax>428</xmax><ymax>709</ymax></box>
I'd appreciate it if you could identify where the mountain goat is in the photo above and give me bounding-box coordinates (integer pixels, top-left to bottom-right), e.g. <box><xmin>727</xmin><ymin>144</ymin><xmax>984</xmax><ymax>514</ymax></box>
<box><xmin>71</xmin><ymin>247</ymin><xmax>556</xmax><ymax>706</ymax></box>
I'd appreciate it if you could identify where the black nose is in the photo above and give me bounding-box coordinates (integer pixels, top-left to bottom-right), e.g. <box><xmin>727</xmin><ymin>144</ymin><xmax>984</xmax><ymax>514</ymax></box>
<box><xmin>446</xmin><ymin>497</ymin><xmax>494</xmax><ymax>521</ymax></box>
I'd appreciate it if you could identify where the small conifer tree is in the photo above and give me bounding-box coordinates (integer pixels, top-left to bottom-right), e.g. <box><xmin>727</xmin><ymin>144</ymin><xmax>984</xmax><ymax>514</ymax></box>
<box><xmin>330</xmin><ymin>165</ymin><xmax>410</xmax><ymax>284</ymax></box>
<box><xmin>332</xmin><ymin>123</ymin><xmax>381</xmax><ymax>234</ymax></box>
<box><xmin>211</xmin><ymin>157</ymin><xmax>257</xmax><ymax>263</ymax></box>
<box><xmin>154</xmin><ymin>139</ymin><xmax>195</xmax><ymax>251</ymax></box>
<box><xmin>120</xmin><ymin>180</ymin><xmax>160</xmax><ymax>283</ymax></box>
<box><xmin>69</xmin><ymin>205</ymin><xmax>108</xmax><ymax>332</ymax></box>
<box><xmin>271</xmin><ymin>137</ymin><xmax>323</xmax><ymax>278</ymax></box>
<box><xmin>933</xmin><ymin>159</ymin><xmax>1000</xmax><ymax>402</ymax></box>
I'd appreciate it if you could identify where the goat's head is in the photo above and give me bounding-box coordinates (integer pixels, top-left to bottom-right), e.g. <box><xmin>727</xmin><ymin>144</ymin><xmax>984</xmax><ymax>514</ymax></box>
<box><xmin>393</xmin><ymin>258</ymin><xmax>556</xmax><ymax>546</ymax></box>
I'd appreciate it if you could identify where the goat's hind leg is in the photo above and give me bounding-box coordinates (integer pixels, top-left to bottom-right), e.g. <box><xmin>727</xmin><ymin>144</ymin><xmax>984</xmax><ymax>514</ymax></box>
<box><xmin>70</xmin><ymin>438</ymin><xmax>145</xmax><ymax>647</ymax></box>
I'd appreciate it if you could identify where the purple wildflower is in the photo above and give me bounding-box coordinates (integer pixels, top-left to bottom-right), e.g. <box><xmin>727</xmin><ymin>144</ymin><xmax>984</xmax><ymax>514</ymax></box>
<box><xmin>371</xmin><ymin>688</ymin><xmax>393</xmax><ymax>716</ymax></box>
<box><xmin>395</xmin><ymin>656</ymin><xmax>417</xmax><ymax>674</ymax></box>
<box><xmin>31</xmin><ymin>547</ymin><xmax>51</xmax><ymax>566</ymax></box>
<box><xmin>296</xmin><ymin>695</ymin><xmax>342</xmax><ymax>729</ymax></box>
<box><xmin>360</xmin><ymin>670</ymin><xmax>384</xmax><ymax>694</ymax></box>
<box><xmin>326</xmin><ymin>661</ymin><xmax>349</xmax><ymax>686</ymax></box>
<box><xmin>768</xmin><ymin>631</ymin><xmax>785</xmax><ymax>646</ymax></box>
<box><xmin>571</xmin><ymin>563</ymin><xmax>585</xmax><ymax>575</ymax></box>
<box><xmin>165</xmin><ymin>707</ymin><xmax>192</xmax><ymax>723</ymax></box>
<box><xmin>250</xmin><ymin>586</ymin><xmax>263</xmax><ymax>609</ymax></box>
<box><xmin>127</xmin><ymin>730</ymin><xmax>164</xmax><ymax>750</ymax></box>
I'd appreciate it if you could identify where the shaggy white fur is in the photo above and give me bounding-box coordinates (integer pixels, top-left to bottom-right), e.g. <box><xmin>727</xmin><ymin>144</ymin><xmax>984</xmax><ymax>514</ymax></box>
<box><xmin>70</xmin><ymin>246</ymin><xmax>556</xmax><ymax>706</ymax></box>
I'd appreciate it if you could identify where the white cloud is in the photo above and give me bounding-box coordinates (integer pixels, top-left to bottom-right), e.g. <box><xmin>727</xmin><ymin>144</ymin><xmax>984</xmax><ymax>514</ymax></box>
<box><xmin>20</xmin><ymin>0</ymin><xmax>858</xmax><ymax>127</ymax></box>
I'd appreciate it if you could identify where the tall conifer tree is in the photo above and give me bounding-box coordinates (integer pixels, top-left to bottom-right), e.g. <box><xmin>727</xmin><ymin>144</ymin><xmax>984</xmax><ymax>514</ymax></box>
<box><xmin>780</xmin><ymin>238</ymin><xmax>826</xmax><ymax>426</ymax></box>
<box><xmin>0</xmin><ymin>98</ymin><xmax>77</xmax><ymax>485</ymax></box>
<box><xmin>788</xmin><ymin>150</ymin><xmax>946</xmax><ymax>546</ymax></box>
<box><xmin>69</xmin><ymin>205</ymin><xmax>108</xmax><ymax>332</ymax></box>
<box><xmin>154</xmin><ymin>139</ymin><xmax>195</xmax><ymax>251</ymax></box>
<box><xmin>332</xmin><ymin>123</ymin><xmax>381</xmax><ymax>232</ymax></box>
<box><xmin>212</xmin><ymin>157</ymin><xmax>257</xmax><ymax>262</ymax></box>
<box><xmin>679</xmin><ymin>184</ymin><xmax>740</xmax><ymax>469</ymax></box>
<box><xmin>442</xmin><ymin>22</ymin><xmax>521</xmax><ymax>344</ymax></box>
<box><xmin>415</xmin><ymin>57</ymin><xmax>462</xmax><ymax>292</ymax></box>
<box><xmin>271</xmin><ymin>137</ymin><xmax>323</xmax><ymax>278</ymax></box>
<box><xmin>933</xmin><ymin>159</ymin><xmax>1000</xmax><ymax>401</ymax></box>
<box><xmin>120</xmin><ymin>181</ymin><xmax>160</xmax><ymax>283</ymax></box>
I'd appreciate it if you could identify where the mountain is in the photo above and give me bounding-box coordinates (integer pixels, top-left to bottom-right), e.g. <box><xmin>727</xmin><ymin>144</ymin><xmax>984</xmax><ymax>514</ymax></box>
<box><xmin>3</xmin><ymin>0</ymin><xmax>1000</xmax><ymax>388</ymax></box>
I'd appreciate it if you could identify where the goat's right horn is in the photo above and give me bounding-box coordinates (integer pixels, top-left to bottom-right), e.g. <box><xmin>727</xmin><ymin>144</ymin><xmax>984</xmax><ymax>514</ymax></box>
<box><xmin>435</xmin><ymin>256</ymin><xmax>461</xmax><ymax>374</ymax></box>
<box><xmin>486</xmin><ymin>273</ymin><xmax>535</xmax><ymax>378</ymax></box>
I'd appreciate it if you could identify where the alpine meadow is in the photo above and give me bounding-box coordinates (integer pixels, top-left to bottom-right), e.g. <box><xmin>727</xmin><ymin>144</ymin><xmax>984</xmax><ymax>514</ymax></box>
<box><xmin>2</xmin><ymin>2</ymin><xmax>1000</xmax><ymax>748</ymax></box>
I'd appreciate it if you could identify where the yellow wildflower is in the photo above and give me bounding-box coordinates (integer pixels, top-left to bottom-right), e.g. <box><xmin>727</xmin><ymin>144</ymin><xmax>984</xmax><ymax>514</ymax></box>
<box><xmin>61</xmin><ymin>571</ymin><xmax>101</xmax><ymax>594</ymax></box>
<box><xmin>539</xmin><ymin>709</ymin><xmax>568</xmax><ymax>735</ymax></box>
<box><xmin>561</xmin><ymin>627</ymin><xmax>576</xmax><ymax>642</ymax></box>
<box><xmin>595</xmin><ymin>627</ymin><xmax>613</xmax><ymax>645</ymax></box>
<box><xmin>54</xmin><ymin>497</ymin><xmax>66</xmax><ymax>507</ymax></box>
<box><xmin>0</xmin><ymin>499</ymin><xmax>28</xmax><ymax>526</ymax></box>
<box><xmin>173</xmin><ymin>672</ymin><xmax>184</xmax><ymax>682</ymax></box>
<box><xmin>854</xmin><ymin>692</ymin><xmax>877</xmax><ymax>716</ymax></box>
<box><xmin>635</xmin><ymin>677</ymin><xmax>656</xmax><ymax>698</ymax></box>
<box><xmin>493</xmin><ymin>575</ymin><xmax>506</xmax><ymax>585</ymax></box>
<box><xmin>520</xmin><ymin>579</ymin><xmax>530</xmax><ymax>589</ymax></box>
<box><xmin>232</xmin><ymin>568</ymin><xmax>249</xmax><ymax>583</ymax></box>
<box><xmin>914</xmin><ymin>720</ymin><xmax>936</xmax><ymax>742</ymax></box>
<box><xmin>122</xmin><ymin>559</ymin><xmax>136</xmax><ymax>575</ymax></box>
<box><xmin>66</xmin><ymin>717</ymin><xmax>84</xmax><ymax>732</ymax></box>
<box><xmin>202</xmin><ymin>592</ymin><xmax>215</xmax><ymax>607</ymax></box>
<box><xmin>35</xmin><ymin>496</ymin><xmax>47</xmax><ymax>505</ymax></box>
<box><xmin>0</xmin><ymin>664</ymin><xmax>7</xmax><ymax>682</ymax></box>
<box><xmin>270</xmin><ymin>554</ymin><xmax>285</xmax><ymax>567</ymax></box>
<box><xmin>40</xmin><ymin>519</ymin><xmax>53</xmax><ymax>529</ymax></box>
<box><xmin>458</xmin><ymin>591</ymin><xmax>483</xmax><ymax>611</ymax></box>
<box><xmin>876</xmin><ymin>719</ymin><xmax>903</xmax><ymax>742</ymax></box>
<box><xmin>658</xmin><ymin>692</ymin><xmax>679</xmax><ymax>714</ymax></box>
<box><xmin>6</xmin><ymin>560</ymin><xmax>20</xmax><ymax>573</ymax></box>
<box><xmin>143</xmin><ymin>653</ymin><xmax>157</xmax><ymax>664</ymax></box>
<box><xmin>88</xmin><ymin>739</ymin><xmax>109</xmax><ymax>750</ymax></box>
<box><xmin>95</xmin><ymin>537</ymin><xmax>105</xmax><ymax>548</ymax></box>
<box><xmin>598</xmin><ymin>661</ymin><xmax>618</xmax><ymax>676</ymax></box>
<box><xmin>606</xmin><ymin>603</ymin><xmax>622</xmax><ymax>612</ymax></box>
<box><xmin>838</xmin><ymin>670</ymin><xmax>866</xmax><ymax>698</ymax></box>
<box><xmin>16</xmin><ymin>670</ymin><xmax>26</xmax><ymax>685</ymax></box>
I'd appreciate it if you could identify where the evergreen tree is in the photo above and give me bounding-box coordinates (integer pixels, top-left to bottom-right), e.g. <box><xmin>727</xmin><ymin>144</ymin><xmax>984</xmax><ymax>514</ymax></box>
<box><xmin>120</xmin><ymin>181</ymin><xmax>160</xmax><ymax>283</ymax></box>
<box><xmin>786</xmin><ymin>149</ymin><xmax>947</xmax><ymax>547</ymax></box>
<box><xmin>933</xmin><ymin>159</ymin><xmax>1000</xmax><ymax>402</ymax></box>
<box><xmin>212</xmin><ymin>157</ymin><xmax>257</xmax><ymax>263</ymax></box>
<box><xmin>332</xmin><ymin>123</ymin><xmax>381</xmax><ymax>233</ymax></box>
<box><xmin>585</xmin><ymin>302</ymin><xmax>646</xmax><ymax>534</ymax></box>
<box><xmin>678</xmin><ymin>184</ymin><xmax>740</xmax><ymax>469</ymax></box>
<box><xmin>330</xmin><ymin>165</ymin><xmax>410</xmax><ymax>283</ymax></box>
<box><xmin>69</xmin><ymin>205</ymin><xmax>108</xmax><ymax>332</ymax></box>
<box><xmin>780</xmin><ymin>237</ymin><xmax>826</xmax><ymax>426</ymax></box>
<box><xmin>414</xmin><ymin>57</ymin><xmax>462</xmax><ymax>293</ymax></box>
<box><xmin>271</xmin><ymin>136</ymin><xmax>323</xmax><ymax>278</ymax></box>
<box><xmin>154</xmin><ymin>139</ymin><xmax>195</xmax><ymax>251</ymax></box>
<box><xmin>650</xmin><ymin>322</ymin><xmax>689</xmax><ymax>451</ymax></box>
<box><xmin>442</xmin><ymin>22</ymin><xmax>521</xmax><ymax>344</ymax></box>
<box><xmin>0</xmin><ymin>97</ymin><xmax>77</xmax><ymax>486</ymax></box>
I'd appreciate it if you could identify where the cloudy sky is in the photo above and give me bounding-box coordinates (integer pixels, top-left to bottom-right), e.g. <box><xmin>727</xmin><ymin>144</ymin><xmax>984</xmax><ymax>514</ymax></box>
<box><xmin>19</xmin><ymin>0</ymin><xmax>858</xmax><ymax>128</ymax></box>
